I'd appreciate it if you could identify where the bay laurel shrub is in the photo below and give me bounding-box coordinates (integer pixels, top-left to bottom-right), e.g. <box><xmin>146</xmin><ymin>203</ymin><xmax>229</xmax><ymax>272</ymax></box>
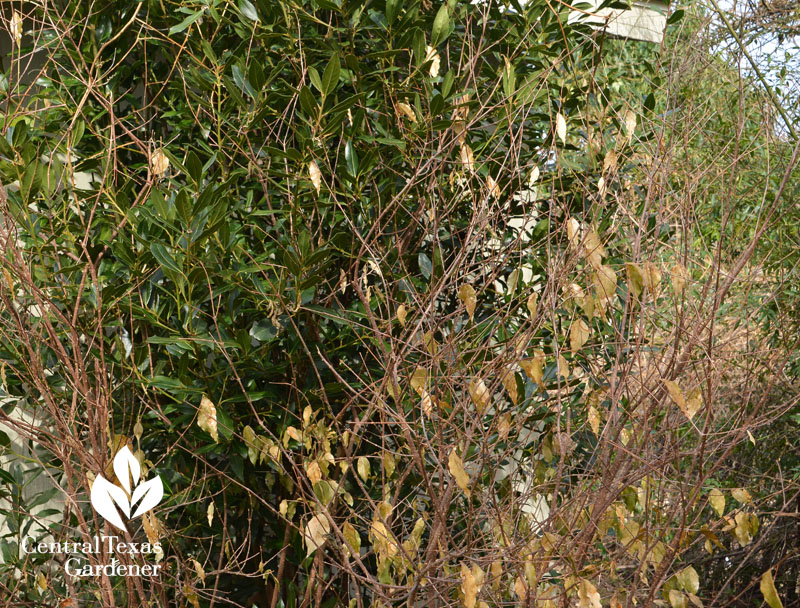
<box><xmin>0</xmin><ymin>1</ymin><xmax>797</xmax><ymax>607</ymax></box>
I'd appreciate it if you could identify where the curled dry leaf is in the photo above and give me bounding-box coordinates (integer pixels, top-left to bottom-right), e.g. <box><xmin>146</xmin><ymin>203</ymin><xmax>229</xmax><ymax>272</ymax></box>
<box><xmin>603</xmin><ymin>149</ymin><xmax>618</xmax><ymax>173</ymax></box>
<box><xmin>486</xmin><ymin>175</ymin><xmax>500</xmax><ymax>198</ymax></box>
<box><xmin>460</xmin><ymin>562</ymin><xmax>485</xmax><ymax>608</ymax></box>
<box><xmin>396</xmin><ymin>102</ymin><xmax>417</xmax><ymax>123</ymax></box>
<box><xmin>557</xmin><ymin>353</ymin><xmax>570</xmax><ymax>379</ymax></box>
<box><xmin>642</xmin><ymin>262</ymin><xmax>662</xmax><ymax>295</ymax></box>
<box><xmin>308</xmin><ymin>160</ymin><xmax>322</xmax><ymax>194</ymax></box>
<box><xmin>663</xmin><ymin>379</ymin><xmax>701</xmax><ymax>420</ymax></box>
<box><xmin>458</xmin><ymin>283</ymin><xmax>477</xmax><ymax>321</ymax></box>
<box><xmin>500</xmin><ymin>368</ymin><xmax>518</xmax><ymax>405</ymax></box>
<box><xmin>304</xmin><ymin>513</ymin><xmax>331</xmax><ymax>556</ymax></box>
<box><xmin>570</xmin><ymin>319</ymin><xmax>590</xmax><ymax>353</ymax></box>
<box><xmin>624</xmin><ymin>109</ymin><xmax>637</xmax><ymax>142</ymax></box>
<box><xmin>588</xmin><ymin>405</ymin><xmax>600</xmax><ymax>436</ymax></box>
<box><xmin>306</xmin><ymin>461</ymin><xmax>322</xmax><ymax>484</ymax></box>
<box><xmin>583</xmin><ymin>230</ymin><xmax>605</xmax><ymax>267</ymax></box>
<box><xmin>556</xmin><ymin>112</ymin><xmax>567</xmax><ymax>144</ymax></box>
<box><xmin>708</xmin><ymin>488</ymin><xmax>725</xmax><ymax>517</ymax></box>
<box><xmin>566</xmin><ymin>217</ymin><xmax>582</xmax><ymax>248</ymax></box>
<box><xmin>460</xmin><ymin>143</ymin><xmax>475</xmax><ymax>172</ymax></box>
<box><xmin>626</xmin><ymin>263</ymin><xmax>644</xmax><ymax>297</ymax></box>
<box><xmin>10</xmin><ymin>11</ymin><xmax>22</xmax><ymax>45</ymax></box>
<box><xmin>191</xmin><ymin>559</ymin><xmax>206</xmax><ymax>586</ymax></box>
<box><xmin>198</xmin><ymin>395</ymin><xmax>219</xmax><ymax>442</ymax></box>
<box><xmin>425</xmin><ymin>45</ymin><xmax>441</xmax><ymax>78</ymax></box>
<box><xmin>671</xmin><ymin>262</ymin><xmax>687</xmax><ymax>293</ymax></box>
<box><xmin>151</xmin><ymin>148</ymin><xmax>170</xmax><ymax>176</ymax></box>
<box><xmin>526</xmin><ymin>292</ymin><xmax>538</xmax><ymax>319</ymax></box>
<box><xmin>578</xmin><ymin>579</ymin><xmax>601</xmax><ymax>608</ymax></box>
<box><xmin>468</xmin><ymin>378</ymin><xmax>491</xmax><ymax>412</ymax></box>
<box><xmin>396</xmin><ymin>304</ymin><xmax>407</xmax><ymax>326</ymax></box>
<box><xmin>448</xmin><ymin>450</ymin><xmax>470</xmax><ymax>497</ymax></box>
<box><xmin>594</xmin><ymin>265</ymin><xmax>617</xmax><ymax>301</ymax></box>
<box><xmin>520</xmin><ymin>351</ymin><xmax>545</xmax><ymax>386</ymax></box>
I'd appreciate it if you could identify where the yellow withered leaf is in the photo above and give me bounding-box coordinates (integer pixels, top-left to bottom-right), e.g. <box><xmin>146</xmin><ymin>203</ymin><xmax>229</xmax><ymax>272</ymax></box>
<box><xmin>588</xmin><ymin>405</ymin><xmax>600</xmax><ymax>436</ymax></box>
<box><xmin>760</xmin><ymin>570</ymin><xmax>784</xmax><ymax>608</ymax></box>
<box><xmin>501</xmin><ymin>368</ymin><xmax>518</xmax><ymax>405</ymax></box>
<box><xmin>198</xmin><ymin>395</ymin><xmax>219</xmax><ymax>442</ymax></box>
<box><xmin>556</xmin><ymin>112</ymin><xmax>567</xmax><ymax>144</ymax></box>
<box><xmin>527</xmin><ymin>292</ymin><xmax>538</xmax><ymax>319</ymax></box>
<box><xmin>669</xmin><ymin>590</ymin><xmax>687</xmax><ymax>608</ymax></box>
<box><xmin>424</xmin><ymin>45</ymin><xmax>441</xmax><ymax>78</ymax></box>
<box><xmin>423</xmin><ymin>331</ymin><xmax>439</xmax><ymax>355</ymax></box>
<box><xmin>343</xmin><ymin>521</ymin><xmax>361</xmax><ymax>555</ymax></box>
<box><xmin>642</xmin><ymin>262</ymin><xmax>662</xmax><ymax>295</ymax></box>
<box><xmin>603</xmin><ymin>149</ymin><xmax>618</xmax><ymax>173</ymax></box>
<box><xmin>36</xmin><ymin>572</ymin><xmax>47</xmax><ymax>593</ymax></box>
<box><xmin>10</xmin><ymin>11</ymin><xmax>22</xmax><ymax>45</ymax></box>
<box><xmin>624</xmin><ymin>109</ymin><xmax>636</xmax><ymax>142</ymax></box>
<box><xmin>578</xmin><ymin>579</ymin><xmax>601</xmax><ymax>608</ymax></box>
<box><xmin>570</xmin><ymin>319</ymin><xmax>590</xmax><ymax>353</ymax></box>
<box><xmin>677</xmin><ymin>566</ymin><xmax>699</xmax><ymax>595</ymax></box>
<box><xmin>594</xmin><ymin>264</ymin><xmax>617</xmax><ymax>301</ymax></box>
<box><xmin>396</xmin><ymin>304</ymin><xmax>408</xmax><ymax>326</ymax></box>
<box><xmin>306</xmin><ymin>461</ymin><xmax>322</xmax><ymax>485</ymax></box>
<box><xmin>448</xmin><ymin>450</ymin><xmax>470</xmax><ymax>497</ymax></box>
<box><xmin>708</xmin><ymin>488</ymin><xmax>725</xmax><ymax>517</ymax></box>
<box><xmin>566</xmin><ymin>217</ymin><xmax>582</xmax><ymax>248</ymax></box>
<box><xmin>150</xmin><ymin>148</ymin><xmax>170</xmax><ymax>176</ymax></box>
<box><xmin>557</xmin><ymin>353</ymin><xmax>570</xmax><ymax>379</ymax></box>
<box><xmin>357</xmin><ymin>456</ymin><xmax>370</xmax><ymax>481</ymax></box>
<box><xmin>3</xmin><ymin>268</ymin><xmax>14</xmax><ymax>295</ymax></box>
<box><xmin>468</xmin><ymin>378</ymin><xmax>491</xmax><ymax>412</ymax></box>
<box><xmin>396</xmin><ymin>101</ymin><xmax>417</xmax><ymax>123</ymax></box>
<box><xmin>731</xmin><ymin>487</ymin><xmax>752</xmax><ymax>505</ymax></box>
<box><xmin>460</xmin><ymin>143</ymin><xmax>475</xmax><ymax>172</ymax></box>
<box><xmin>671</xmin><ymin>263</ymin><xmax>687</xmax><ymax>293</ymax></box>
<box><xmin>410</xmin><ymin>367</ymin><xmax>427</xmax><ymax>395</ymax></box>
<box><xmin>458</xmin><ymin>284</ymin><xmax>477</xmax><ymax>321</ymax></box>
<box><xmin>460</xmin><ymin>562</ymin><xmax>484</xmax><ymax>608</ymax></box>
<box><xmin>486</xmin><ymin>175</ymin><xmax>500</xmax><ymax>198</ymax></box>
<box><xmin>308</xmin><ymin>160</ymin><xmax>322</xmax><ymax>194</ymax></box>
<box><xmin>626</xmin><ymin>263</ymin><xmax>644</xmax><ymax>297</ymax></box>
<box><xmin>733</xmin><ymin>511</ymin><xmax>758</xmax><ymax>546</ymax></box>
<box><xmin>663</xmin><ymin>379</ymin><xmax>698</xmax><ymax>421</ymax></box>
<box><xmin>583</xmin><ymin>230</ymin><xmax>605</xmax><ymax>268</ymax></box>
<box><xmin>192</xmin><ymin>559</ymin><xmax>206</xmax><ymax>585</ymax></box>
<box><xmin>304</xmin><ymin>513</ymin><xmax>331</xmax><ymax>556</ymax></box>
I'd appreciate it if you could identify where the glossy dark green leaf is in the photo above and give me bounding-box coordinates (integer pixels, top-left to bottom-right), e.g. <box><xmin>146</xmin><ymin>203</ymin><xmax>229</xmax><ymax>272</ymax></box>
<box><xmin>322</xmin><ymin>54</ymin><xmax>341</xmax><ymax>97</ymax></box>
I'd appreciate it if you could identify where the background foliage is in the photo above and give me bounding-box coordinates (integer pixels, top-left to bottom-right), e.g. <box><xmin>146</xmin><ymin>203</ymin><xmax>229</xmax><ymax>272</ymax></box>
<box><xmin>0</xmin><ymin>1</ymin><xmax>798</xmax><ymax>607</ymax></box>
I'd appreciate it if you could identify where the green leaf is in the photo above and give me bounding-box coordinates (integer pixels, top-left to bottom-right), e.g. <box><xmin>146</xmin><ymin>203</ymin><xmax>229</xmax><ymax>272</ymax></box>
<box><xmin>322</xmin><ymin>54</ymin><xmax>341</xmax><ymax>97</ymax></box>
<box><xmin>667</xmin><ymin>9</ymin><xmax>684</xmax><ymax>24</ymax></box>
<box><xmin>418</xmin><ymin>252</ymin><xmax>432</xmax><ymax>280</ymax></box>
<box><xmin>238</xmin><ymin>0</ymin><xmax>260</xmax><ymax>21</ymax></box>
<box><xmin>168</xmin><ymin>10</ymin><xmax>203</xmax><ymax>35</ymax></box>
<box><xmin>385</xmin><ymin>0</ymin><xmax>401</xmax><ymax>24</ymax></box>
<box><xmin>150</xmin><ymin>242</ymin><xmax>183</xmax><ymax>274</ymax></box>
<box><xmin>431</xmin><ymin>3</ymin><xmax>450</xmax><ymax>47</ymax></box>
<box><xmin>308</xmin><ymin>66</ymin><xmax>323</xmax><ymax>94</ymax></box>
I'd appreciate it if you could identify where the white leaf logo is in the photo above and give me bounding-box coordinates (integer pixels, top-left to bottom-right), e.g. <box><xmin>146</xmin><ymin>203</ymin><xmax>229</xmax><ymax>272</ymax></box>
<box><xmin>91</xmin><ymin>446</ymin><xmax>163</xmax><ymax>532</ymax></box>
